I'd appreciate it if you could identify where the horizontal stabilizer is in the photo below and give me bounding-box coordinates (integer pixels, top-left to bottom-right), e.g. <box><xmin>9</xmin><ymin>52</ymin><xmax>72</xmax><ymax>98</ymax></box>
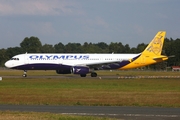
<box><xmin>168</xmin><ymin>55</ymin><xmax>175</xmax><ymax>58</ymax></box>
<box><xmin>153</xmin><ymin>56</ymin><xmax>168</xmax><ymax>60</ymax></box>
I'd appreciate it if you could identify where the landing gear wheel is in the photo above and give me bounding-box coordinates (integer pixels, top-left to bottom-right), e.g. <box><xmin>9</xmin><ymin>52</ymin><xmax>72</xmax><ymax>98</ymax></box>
<box><xmin>22</xmin><ymin>70</ymin><xmax>27</xmax><ymax>77</ymax></box>
<box><xmin>91</xmin><ymin>72</ymin><xmax>97</xmax><ymax>77</ymax></box>
<box><xmin>22</xmin><ymin>74</ymin><xmax>27</xmax><ymax>77</ymax></box>
<box><xmin>80</xmin><ymin>74</ymin><xmax>86</xmax><ymax>77</ymax></box>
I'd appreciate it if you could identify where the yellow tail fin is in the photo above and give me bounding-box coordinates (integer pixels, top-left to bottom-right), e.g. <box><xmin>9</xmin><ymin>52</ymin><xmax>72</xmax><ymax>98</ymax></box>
<box><xmin>120</xmin><ymin>31</ymin><xmax>167</xmax><ymax>70</ymax></box>
<box><xmin>142</xmin><ymin>31</ymin><xmax>166</xmax><ymax>56</ymax></box>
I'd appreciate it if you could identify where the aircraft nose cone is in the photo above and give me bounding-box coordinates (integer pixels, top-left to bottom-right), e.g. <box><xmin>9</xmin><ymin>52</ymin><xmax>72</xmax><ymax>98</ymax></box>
<box><xmin>5</xmin><ymin>61</ymin><xmax>11</xmax><ymax>68</ymax></box>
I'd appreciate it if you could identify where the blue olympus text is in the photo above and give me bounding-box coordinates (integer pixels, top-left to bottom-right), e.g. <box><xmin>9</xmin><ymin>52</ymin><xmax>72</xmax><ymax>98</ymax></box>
<box><xmin>29</xmin><ymin>55</ymin><xmax>89</xmax><ymax>60</ymax></box>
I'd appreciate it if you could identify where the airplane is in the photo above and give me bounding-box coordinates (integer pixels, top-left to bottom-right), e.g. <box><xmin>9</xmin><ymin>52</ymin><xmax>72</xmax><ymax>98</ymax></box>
<box><xmin>5</xmin><ymin>31</ymin><xmax>168</xmax><ymax>77</ymax></box>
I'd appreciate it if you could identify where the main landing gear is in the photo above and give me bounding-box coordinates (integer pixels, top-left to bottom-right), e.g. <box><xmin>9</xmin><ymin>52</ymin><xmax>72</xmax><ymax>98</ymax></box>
<box><xmin>22</xmin><ymin>70</ymin><xmax>97</xmax><ymax>78</ymax></box>
<box><xmin>80</xmin><ymin>72</ymin><xmax>97</xmax><ymax>77</ymax></box>
<box><xmin>22</xmin><ymin>70</ymin><xmax>27</xmax><ymax>77</ymax></box>
<box><xmin>91</xmin><ymin>72</ymin><xmax>97</xmax><ymax>77</ymax></box>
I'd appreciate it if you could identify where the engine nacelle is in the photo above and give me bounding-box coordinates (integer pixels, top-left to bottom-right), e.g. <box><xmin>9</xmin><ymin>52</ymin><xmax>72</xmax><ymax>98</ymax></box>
<box><xmin>72</xmin><ymin>66</ymin><xmax>90</xmax><ymax>75</ymax></box>
<box><xmin>56</xmin><ymin>69</ymin><xmax>71</xmax><ymax>74</ymax></box>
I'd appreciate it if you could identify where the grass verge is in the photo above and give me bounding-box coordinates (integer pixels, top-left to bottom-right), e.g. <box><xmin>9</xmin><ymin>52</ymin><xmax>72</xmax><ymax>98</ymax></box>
<box><xmin>0</xmin><ymin>111</ymin><xmax>114</xmax><ymax>120</ymax></box>
<box><xmin>0</xmin><ymin>70</ymin><xmax>180</xmax><ymax>107</ymax></box>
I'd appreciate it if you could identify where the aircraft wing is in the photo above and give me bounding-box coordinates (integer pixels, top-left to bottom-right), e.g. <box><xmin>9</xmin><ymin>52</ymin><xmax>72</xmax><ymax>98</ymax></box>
<box><xmin>62</xmin><ymin>59</ymin><xmax>127</xmax><ymax>70</ymax></box>
<box><xmin>85</xmin><ymin>60</ymin><xmax>128</xmax><ymax>70</ymax></box>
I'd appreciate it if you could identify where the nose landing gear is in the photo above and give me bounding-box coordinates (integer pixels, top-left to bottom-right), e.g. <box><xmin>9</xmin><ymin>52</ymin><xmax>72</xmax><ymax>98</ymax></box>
<box><xmin>22</xmin><ymin>70</ymin><xmax>27</xmax><ymax>77</ymax></box>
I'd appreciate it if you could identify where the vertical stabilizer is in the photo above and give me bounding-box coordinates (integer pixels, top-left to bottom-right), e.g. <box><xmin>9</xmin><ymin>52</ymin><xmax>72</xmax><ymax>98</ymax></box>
<box><xmin>142</xmin><ymin>31</ymin><xmax>166</xmax><ymax>56</ymax></box>
<box><xmin>120</xmin><ymin>31</ymin><xmax>168</xmax><ymax>70</ymax></box>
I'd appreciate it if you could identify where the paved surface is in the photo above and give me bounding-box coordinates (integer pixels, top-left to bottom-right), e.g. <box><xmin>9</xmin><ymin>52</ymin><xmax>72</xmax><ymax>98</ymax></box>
<box><xmin>0</xmin><ymin>105</ymin><xmax>180</xmax><ymax>119</ymax></box>
<box><xmin>2</xmin><ymin>75</ymin><xmax>180</xmax><ymax>79</ymax></box>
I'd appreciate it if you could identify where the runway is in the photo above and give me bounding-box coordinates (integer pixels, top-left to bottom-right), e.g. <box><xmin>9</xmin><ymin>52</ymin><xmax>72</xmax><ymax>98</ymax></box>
<box><xmin>2</xmin><ymin>75</ymin><xmax>180</xmax><ymax>79</ymax></box>
<box><xmin>0</xmin><ymin>105</ymin><xmax>180</xmax><ymax>119</ymax></box>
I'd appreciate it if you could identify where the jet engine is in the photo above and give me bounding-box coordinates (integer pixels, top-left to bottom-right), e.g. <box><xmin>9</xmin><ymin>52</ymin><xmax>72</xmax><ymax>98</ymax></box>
<box><xmin>56</xmin><ymin>69</ymin><xmax>71</xmax><ymax>74</ymax></box>
<box><xmin>56</xmin><ymin>66</ymin><xmax>90</xmax><ymax>77</ymax></box>
<box><xmin>71</xmin><ymin>66</ymin><xmax>90</xmax><ymax>75</ymax></box>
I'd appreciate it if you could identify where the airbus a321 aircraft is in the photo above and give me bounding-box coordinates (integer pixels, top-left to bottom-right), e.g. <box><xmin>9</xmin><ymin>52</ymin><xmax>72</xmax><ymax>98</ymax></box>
<box><xmin>5</xmin><ymin>31</ymin><xmax>168</xmax><ymax>77</ymax></box>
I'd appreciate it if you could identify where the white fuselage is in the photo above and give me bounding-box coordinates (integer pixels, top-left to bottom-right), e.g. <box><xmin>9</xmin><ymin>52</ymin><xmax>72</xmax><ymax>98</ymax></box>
<box><xmin>5</xmin><ymin>53</ymin><xmax>140</xmax><ymax>70</ymax></box>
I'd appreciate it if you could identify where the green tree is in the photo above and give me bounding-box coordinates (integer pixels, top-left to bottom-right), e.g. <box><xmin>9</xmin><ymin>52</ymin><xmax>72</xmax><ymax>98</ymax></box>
<box><xmin>109</xmin><ymin>42</ymin><xmax>118</xmax><ymax>53</ymax></box>
<box><xmin>0</xmin><ymin>47</ymin><xmax>22</xmax><ymax>66</ymax></box>
<box><xmin>82</xmin><ymin>42</ymin><xmax>103</xmax><ymax>53</ymax></box>
<box><xmin>54</xmin><ymin>42</ymin><xmax>65</xmax><ymax>53</ymax></box>
<box><xmin>64</xmin><ymin>43</ymin><xmax>83</xmax><ymax>53</ymax></box>
<box><xmin>41</xmin><ymin>44</ymin><xmax>55</xmax><ymax>53</ymax></box>
<box><xmin>130</xmin><ymin>47</ymin><xmax>137</xmax><ymax>53</ymax></box>
<box><xmin>0</xmin><ymin>49</ymin><xmax>8</xmax><ymax>66</ymax></box>
<box><xmin>6</xmin><ymin>47</ymin><xmax>23</xmax><ymax>58</ymax></box>
<box><xmin>20</xmin><ymin>36</ymin><xmax>42</xmax><ymax>53</ymax></box>
<box><xmin>82</xmin><ymin>42</ymin><xmax>89</xmax><ymax>53</ymax></box>
<box><xmin>163</xmin><ymin>38</ymin><xmax>174</xmax><ymax>66</ymax></box>
<box><xmin>124</xmin><ymin>44</ymin><xmax>131</xmax><ymax>53</ymax></box>
<box><xmin>96</xmin><ymin>42</ymin><xmax>109</xmax><ymax>53</ymax></box>
<box><xmin>170</xmin><ymin>38</ymin><xmax>180</xmax><ymax>65</ymax></box>
<box><xmin>136</xmin><ymin>43</ymin><xmax>147</xmax><ymax>53</ymax></box>
<box><xmin>108</xmin><ymin>42</ymin><xmax>125</xmax><ymax>53</ymax></box>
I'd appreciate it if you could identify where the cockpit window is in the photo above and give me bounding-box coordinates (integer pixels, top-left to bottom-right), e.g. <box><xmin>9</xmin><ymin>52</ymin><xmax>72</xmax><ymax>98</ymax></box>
<box><xmin>11</xmin><ymin>58</ymin><xmax>19</xmax><ymax>60</ymax></box>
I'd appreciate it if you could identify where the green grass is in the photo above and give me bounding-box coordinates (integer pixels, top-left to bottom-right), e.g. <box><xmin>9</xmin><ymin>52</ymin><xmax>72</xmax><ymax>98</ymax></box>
<box><xmin>0</xmin><ymin>70</ymin><xmax>180</xmax><ymax>119</ymax></box>
<box><xmin>0</xmin><ymin>111</ymin><xmax>114</xmax><ymax>120</ymax></box>
<box><xmin>0</xmin><ymin>70</ymin><xmax>180</xmax><ymax>107</ymax></box>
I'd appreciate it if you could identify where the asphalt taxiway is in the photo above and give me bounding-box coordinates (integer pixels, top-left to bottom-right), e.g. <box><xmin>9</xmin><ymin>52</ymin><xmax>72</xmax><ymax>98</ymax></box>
<box><xmin>0</xmin><ymin>105</ymin><xmax>180</xmax><ymax>119</ymax></box>
<box><xmin>2</xmin><ymin>75</ymin><xmax>180</xmax><ymax>79</ymax></box>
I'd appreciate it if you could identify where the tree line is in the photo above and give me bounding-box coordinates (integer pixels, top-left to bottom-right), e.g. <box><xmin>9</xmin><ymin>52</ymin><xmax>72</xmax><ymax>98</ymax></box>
<box><xmin>0</xmin><ymin>36</ymin><xmax>179</xmax><ymax>69</ymax></box>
